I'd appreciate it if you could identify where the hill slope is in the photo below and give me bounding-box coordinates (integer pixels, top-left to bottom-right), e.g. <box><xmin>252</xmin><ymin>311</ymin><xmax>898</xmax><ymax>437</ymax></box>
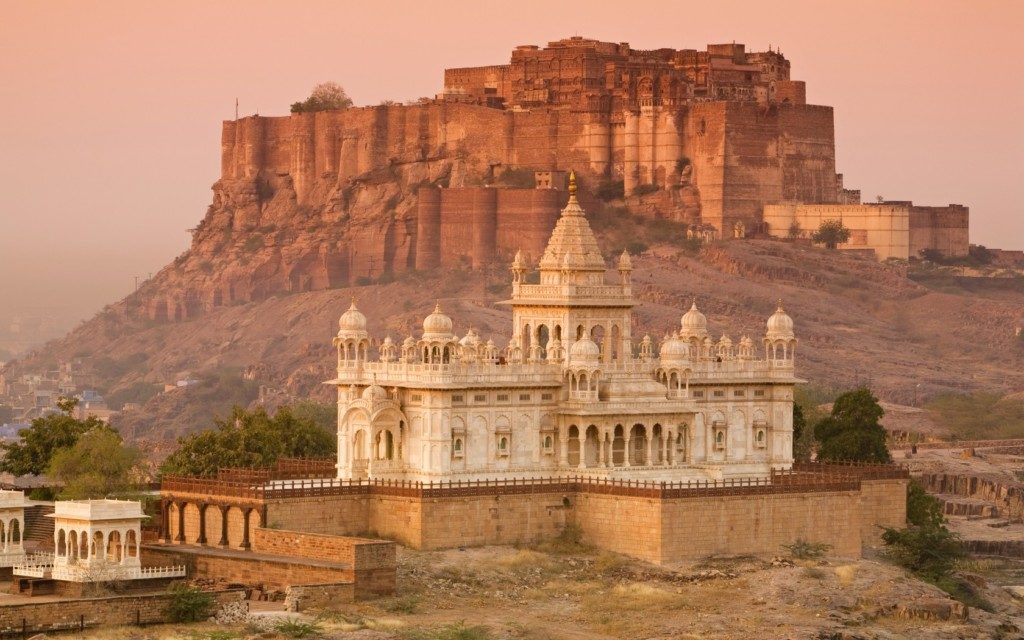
<box><xmin>7</xmin><ymin>234</ymin><xmax>1023</xmax><ymax>451</ymax></box>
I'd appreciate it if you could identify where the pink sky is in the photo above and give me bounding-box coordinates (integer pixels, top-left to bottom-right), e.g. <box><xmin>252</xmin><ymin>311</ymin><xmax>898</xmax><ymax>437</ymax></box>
<box><xmin>1</xmin><ymin>0</ymin><xmax>1021</xmax><ymax>321</ymax></box>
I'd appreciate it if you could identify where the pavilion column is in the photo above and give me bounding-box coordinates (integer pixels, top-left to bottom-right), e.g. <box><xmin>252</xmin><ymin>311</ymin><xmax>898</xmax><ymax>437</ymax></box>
<box><xmin>663</xmin><ymin>432</ymin><xmax>671</xmax><ymax>466</ymax></box>
<box><xmin>197</xmin><ymin>504</ymin><xmax>208</xmax><ymax>545</ymax></box>
<box><xmin>174</xmin><ymin>502</ymin><xmax>186</xmax><ymax>543</ymax></box>
<box><xmin>645</xmin><ymin>430</ymin><xmax>653</xmax><ymax>466</ymax></box>
<box><xmin>158</xmin><ymin>501</ymin><xmax>169</xmax><ymax>543</ymax></box>
<box><xmin>218</xmin><ymin>505</ymin><xmax>230</xmax><ymax>547</ymax></box>
<box><xmin>624</xmin><ymin>437</ymin><xmax>632</xmax><ymax>467</ymax></box>
<box><xmin>241</xmin><ymin>508</ymin><xmax>252</xmax><ymax>550</ymax></box>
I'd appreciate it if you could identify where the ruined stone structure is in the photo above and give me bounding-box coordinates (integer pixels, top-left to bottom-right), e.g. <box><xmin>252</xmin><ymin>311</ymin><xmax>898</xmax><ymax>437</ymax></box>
<box><xmin>763</xmin><ymin>202</ymin><xmax>970</xmax><ymax>260</ymax></box>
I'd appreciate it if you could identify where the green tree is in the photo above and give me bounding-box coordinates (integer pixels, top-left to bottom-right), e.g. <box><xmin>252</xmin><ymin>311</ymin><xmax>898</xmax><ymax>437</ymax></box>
<box><xmin>0</xmin><ymin>398</ymin><xmax>105</xmax><ymax>476</ymax></box>
<box><xmin>160</xmin><ymin>405</ymin><xmax>335</xmax><ymax>477</ymax></box>
<box><xmin>814</xmin><ymin>387</ymin><xmax>891</xmax><ymax>463</ymax></box>
<box><xmin>290</xmin><ymin>81</ymin><xmax>353</xmax><ymax>113</ymax></box>
<box><xmin>906</xmin><ymin>479</ymin><xmax>944</xmax><ymax>528</ymax></box>
<box><xmin>48</xmin><ymin>427</ymin><xmax>143</xmax><ymax>499</ymax></box>
<box><xmin>792</xmin><ymin>403</ymin><xmax>814</xmax><ymax>462</ymax></box>
<box><xmin>810</xmin><ymin>219</ymin><xmax>851</xmax><ymax>249</ymax></box>
<box><xmin>881</xmin><ymin>522</ymin><xmax>964</xmax><ymax>582</ymax></box>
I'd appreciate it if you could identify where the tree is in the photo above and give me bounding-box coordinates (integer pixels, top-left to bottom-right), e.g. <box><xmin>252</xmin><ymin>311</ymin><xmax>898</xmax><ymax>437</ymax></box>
<box><xmin>814</xmin><ymin>387</ymin><xmax>891</xmax><ymax>463</ymax></box>
<box><xmin>787</xmin><ymin>220</ymin><xmax>802</xmax><ymax>240</ymax></box>
<box><xmin>48</xmin><ymin>427</ymin><xmax>143</xmax><ymax>499</ymax></box>
<box><xmin>160</xmin><ymin>405</ymin><xmax>335</xmax><ymax>477</ymax></box>
<box><xmin>290</xmin><ymin>81</ymin><xmax>353</xmax><ymax>113</ymax></box>
<box><xmin>792</xmin><ymin>403</ymin><xmax>814</xmax><ymax>462</ymax></box>
<box><xmin>810</xmin><ymin>219</ymin><xmax>851</xmax><ymax>249</ymax></box>
<box><xmin>0</xmin><ymin>398</ymin><xmax>105</xmax><ymax>476</ymax></box>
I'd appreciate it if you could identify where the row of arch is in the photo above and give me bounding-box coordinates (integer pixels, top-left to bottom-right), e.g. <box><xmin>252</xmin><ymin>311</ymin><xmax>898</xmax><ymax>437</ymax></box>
<box><xmin>161</xmin><ymin>501</ymin><xmax>263</xmax><ymax>550</ymax></box>
<box><xmin>55</xmin><ymin>528</ymin><xmax>139</xmax><ymax>564</ymax></box>
<box><xmin>518</xmin><ymin>321</ymin><xmax>627</xmax><ymax>364</ymax></box>
<box><xmin>0</xmin><ymin>518</ymin><xmax>23</xmax><ymax>552</ymax></box>
<box><xmin>561</xmin><ymin>423</ymin><xmax>685</xmax><ymax>468</ymax></box>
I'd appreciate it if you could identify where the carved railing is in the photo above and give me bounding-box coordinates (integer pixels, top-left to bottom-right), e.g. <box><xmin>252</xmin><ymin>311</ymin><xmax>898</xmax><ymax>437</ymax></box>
<box><xmin>162</xmin><ymin>464</ymin><xmax>896</xmax><ymax>502</ymax></box>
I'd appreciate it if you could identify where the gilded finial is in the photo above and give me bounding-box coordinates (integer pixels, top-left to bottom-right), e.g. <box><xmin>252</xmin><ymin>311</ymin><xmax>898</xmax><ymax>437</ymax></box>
<box><xmin>568</xmin><ymin>170</ymin><xmax>577</xmax><ymax>199</ymax></box>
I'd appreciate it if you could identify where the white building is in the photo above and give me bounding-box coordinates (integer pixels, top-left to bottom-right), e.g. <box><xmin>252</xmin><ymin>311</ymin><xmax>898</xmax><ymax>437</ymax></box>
<box><xmin>0</xmin><ymin>490</ymin><xmax>27</xmax><ymax>567</ymax></box>
<box><xmin>14</xmin><ymin>499</ymin><xmax>184</xmax><ymax>582</ymax></box>
<box><xmin>331</xmin><ymin>173</ymin><xmax>800</xmax><ymax>482</ymax></box>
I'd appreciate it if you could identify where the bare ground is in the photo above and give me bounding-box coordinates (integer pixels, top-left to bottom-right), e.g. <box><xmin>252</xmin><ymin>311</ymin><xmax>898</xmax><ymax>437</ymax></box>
<box><xmin>77</xmin><ymin>544</ymin><xmax>1024</xmax><ymax>640</ymax></box>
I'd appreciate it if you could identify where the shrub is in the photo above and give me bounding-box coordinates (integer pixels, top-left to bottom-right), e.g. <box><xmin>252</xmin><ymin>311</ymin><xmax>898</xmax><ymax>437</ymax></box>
<box><xmin>596</xmin><ymin>180</ymin><xmax>625</xmax><ymax>201</ymax></box>
<box><xmin>404</xmin><ymin>622</ymin><xmax>492</xmax><ymax>640</ymax></box>
<box><xmin>783</xmin><ymin>538</ymin><xmax>832</xmax><ymax>559</ymax></box>
<box><xmin>165</xmin><ymin>584</ymin><xmax>215</xmax><ymax>622</ymax></box>
<box><xmin>290</xmin><ymin>81</ymin><xmax>353</xmax><ymax>114</ymax></box>
<box><xmin>811</xmin><ymin>219</ymin><xmax>851</xmax><ymax>249</ymax></box>
<box><xmin>242</xmin><ymin>235</ymin><xmax>264</xmax><ymax>253</ymax></box>
<box><xmin>625</xmin><ymin>241</ymin><xmax>649</xmax><ymax>255</ymax></box>
<box><xmin>906</xmin><ymin>479</ymin><xmax>944</xmax><ymax>528</ymax></box>
<box><xmin>493</xmin><ymin>167</ymin><xmax>535</xmax><ymax>189</ymax></box>
<box><xmin>633</xmin><ymin>183</ymin><xmax>660</xmax><ymax>196</ymax></box>
<box><xmin>274</xmin><ymin>618</ymin><xmax>324</xmax><ymax>638</ymax></box>
<box><xmin>881</xmin><ymin>524</ymin><xmax>964</xmax><ymax>582</ymax></box>
<box><xmin>381</xmin><ymin>594</ymin><xmax>421</xmax><ymax>614</ymax></box>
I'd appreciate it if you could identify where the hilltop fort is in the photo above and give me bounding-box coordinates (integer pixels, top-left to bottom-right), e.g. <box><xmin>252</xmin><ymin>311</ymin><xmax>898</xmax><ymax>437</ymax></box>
<box><xmin>123</xmin><ymin>37</ymin><xmax>963</xmax><ymax>323</ymax></box>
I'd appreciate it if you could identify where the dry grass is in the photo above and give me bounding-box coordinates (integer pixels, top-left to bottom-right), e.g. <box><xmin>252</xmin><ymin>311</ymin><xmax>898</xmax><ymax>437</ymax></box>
<box><xmin>492</xmin><ymin>549</ymin><xmax>556</xmax><ymax>572</ymax></box>
<box><xmin>583</xmin><ymin>583</ymin><xmax>688</xmax><ymax>613</ymax></box>
<box><xmin>834</xmin><ymin>564</ymin><xmax>858</xmax><ymax>587</ymax></box>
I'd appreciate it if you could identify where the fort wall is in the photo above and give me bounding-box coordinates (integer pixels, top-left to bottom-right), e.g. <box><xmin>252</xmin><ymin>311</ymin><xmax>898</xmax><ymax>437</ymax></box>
<box><xmin>763</xmin><ymin>203</ymin><xmax>968</xmax><ymax>260</ymax></box>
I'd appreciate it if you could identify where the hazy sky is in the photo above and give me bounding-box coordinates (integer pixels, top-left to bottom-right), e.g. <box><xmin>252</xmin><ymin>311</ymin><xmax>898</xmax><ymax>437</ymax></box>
<box><xmin>1</xmin><ymin>0</ymin><xmax>1021</xmax><ymax>322</ymax></box>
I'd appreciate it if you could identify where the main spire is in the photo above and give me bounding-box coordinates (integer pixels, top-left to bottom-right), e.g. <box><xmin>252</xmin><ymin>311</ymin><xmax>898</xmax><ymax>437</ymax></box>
<box><xmin>536</xmin><ymin>169</ymin><xmax>604</xmax><ymax>273</ymax></box>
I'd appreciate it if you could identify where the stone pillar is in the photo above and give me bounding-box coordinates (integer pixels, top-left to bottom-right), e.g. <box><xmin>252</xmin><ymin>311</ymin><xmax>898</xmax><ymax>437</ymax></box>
<box><xmin>218</xmin><ymin>506</ymin><xmax>230</xmax><ymax>547</ymax></box>
<box><xmin>624</xmin><ymin>110</ymin><xmax>640</xmax><ymax>195</ymax></box>
<box><xmin>645</xmin><ymin>431</ymin><xmax>653</xmax><ymax>466</ymax></box>
<box><xmin>158</xmin><ymin>501</ymin><xmax>169</xmax><ymax>543</ymax></box>
<box><xmin>197</xmin><ymin>504</ymin><xmax>208</xmax><ymax>545</ymax></box>
<box><xmin>558</xmin><ymin>428</ymin><xmax>569</xmax><ymax>467</ymax></box>
<box><xmin>663</xmin><ymin>433</ymin><xmax>671</xmax><ymax>466</ymax></box>
<box><xmin>241</xmin><ymin>508</ymin><xmax>252</xmax><ymax>550</ymax></box>
<box><xmin>624</xmin><ymin>437</ymin><xmax>632</xmax><ymax>467</ymax></box>
<box><xmin>173</xmin><ymin>502</ymin><xmax>186</xmax><ymax>543</ymax></box>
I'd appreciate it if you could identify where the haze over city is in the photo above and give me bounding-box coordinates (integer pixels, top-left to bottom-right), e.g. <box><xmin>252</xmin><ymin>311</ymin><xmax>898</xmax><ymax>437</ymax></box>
<box><xmin>1</xmin><ymin>0</ymin><xmax>1021</xmax><ymax>326</ymax></box>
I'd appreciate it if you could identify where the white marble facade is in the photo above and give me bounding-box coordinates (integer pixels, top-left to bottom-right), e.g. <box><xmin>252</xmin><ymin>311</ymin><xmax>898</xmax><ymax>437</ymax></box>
<box><xmin>331</xmin><ymin>173</ymin><xmax>801</xmax><ymax>482</ymax></box>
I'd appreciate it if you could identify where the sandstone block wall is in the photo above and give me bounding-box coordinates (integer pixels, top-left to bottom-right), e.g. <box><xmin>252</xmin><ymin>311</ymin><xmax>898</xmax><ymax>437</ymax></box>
<box><xmin>764</xmin><ymin>203</ymin><xmax>912</xmax><ymax>260</ymax></box>
<box><xmin>571</xmin><ymin>493</ymin><xmax>662</xmax><ymax>562</ymax></box>
<box><xmin>858</xmin><ymin>479</ymin><xmax>909</xmax><ymax>547</ymax></box>
<box><xmin>0</xmin><ymin>589</ymin><xmax>243</xmax><ymax>632</ymax></box>
<box><xmin>909</xmin><ymin>205</ymin><xmax>970</xmax><ymax>258</ymax></box>
<box><xmin>144</xmin><ymin>545</ymin><xmax>353</xmax><ymax>591</ymax></box>
<box><xmin>659</xmin><ymin>490</ymin><xmax>862</xmax><ymax>562</ymax></box>
<box><xmin>266</xmin><ymin>495</ymin><xmax>369</xmax><ymax>537</ymax></box>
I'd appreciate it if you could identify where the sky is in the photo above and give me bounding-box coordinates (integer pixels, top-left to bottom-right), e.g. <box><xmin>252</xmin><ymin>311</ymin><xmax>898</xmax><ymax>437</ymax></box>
<box><xmin>1</xmin><ymin>0</ymin><xmax>1021</xmax><ymax>324</ymax></box>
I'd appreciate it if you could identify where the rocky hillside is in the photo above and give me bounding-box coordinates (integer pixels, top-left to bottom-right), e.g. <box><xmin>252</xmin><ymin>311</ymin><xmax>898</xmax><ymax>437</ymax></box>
<box><xmin>7</xmin><ymin>228</ymin><xmax>1024</xmax><ymax>452</ymax></box>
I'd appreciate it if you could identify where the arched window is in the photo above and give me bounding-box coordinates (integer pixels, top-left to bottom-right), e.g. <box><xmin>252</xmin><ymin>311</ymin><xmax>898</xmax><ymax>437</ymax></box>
<box><xmin>544</xmin><ymin>435</ymin><xmax>553</xmax><ymax>451</ymax></box>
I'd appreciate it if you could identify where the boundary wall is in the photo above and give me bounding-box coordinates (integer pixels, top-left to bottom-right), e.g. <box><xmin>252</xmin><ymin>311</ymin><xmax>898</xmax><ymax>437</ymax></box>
<box><xmin>162</xmin><ymin>464</ymin><xmax>908</xmax><ymax>564</ymax></box>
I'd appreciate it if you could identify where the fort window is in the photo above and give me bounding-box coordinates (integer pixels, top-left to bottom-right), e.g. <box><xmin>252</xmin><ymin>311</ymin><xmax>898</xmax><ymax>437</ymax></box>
<box><xmin>474</xmin><ymin>394</ymin><xmax>487</xmax><ymax>402</ymax></box>
<box><xmin>692</xmin><ymin>390</ymin><xmax>704</xmax><ymax>398</ymax></box>
<box><xmin>410</xmin><ymin>394</ymin><xmax>422</xmax><ymax>403</ymax></box>
<box><xmin>519</xmin><ymin>393</ymin><xmax>531</xmax><ymax>401</ymax></box>
<box><xmin>734</xmin><ymin>389</ymin><xmax>745</xmax><ymax>397</ymax></box>
<box><xmin>713</xmin><ymin>390</ymin><xmax>725</xmax><ymax>398</ymax></box>
<box><xmin>542</xmin><ymin>393</ymin><xmax>553</xmax><ymax>401</ymax></box>
<box><xmin>452</xmin><ymin>394</ymin><xmax>464</xmax><ymax>403</ymax></box>
<box><xmin>497</xmin><ymin>394</ymin><xmax>509</xmax><ymax>402</ymax></box>
<box><xmin>754</xmin><ymin>390</ymin><xmax>765</xmax><ymax>397</ymax></box>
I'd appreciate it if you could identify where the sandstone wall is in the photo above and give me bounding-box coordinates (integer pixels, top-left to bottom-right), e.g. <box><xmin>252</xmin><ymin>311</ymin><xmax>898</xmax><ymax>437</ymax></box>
<box><xmin>763</xmin><ymin>203</ymin><xmax>912</xmax><ymax>260</ymax></box>
<box><xmin>909</xmin><ymin>205</ymin><xmax>969</xmax><ymax>258</ymax></box>
<box><xmin>659</xmin><ymin>490</ymin><xmax>862</xmax><ymax>562</ymax></box>
<box><xmin>143</xmin><ymin>545</ymin><xmax>353</xmax><ymax>591</ymax></box>
<box><xmin>265</xmin><ymin>495</ymin><xmax>370</xmax><ymax>537</ymax></box>
<box><xmin>571</xmin><ymin>493</ymin><xmax>662</xmax><ymax>562</ymax></box>
<box><xmin>0</xmin><ymin>589</ymin><xmax>243</xmax><ymax>632</ymax></box>
<box><xmin>858</xmin><ymin>478</ymin><xmax>909</xmax><ymax>548</ymax></box>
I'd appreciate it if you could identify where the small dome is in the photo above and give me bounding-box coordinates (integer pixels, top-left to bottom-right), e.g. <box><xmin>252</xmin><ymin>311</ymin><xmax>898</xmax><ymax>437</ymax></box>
<box><xmin>338</xmin><ymin>301</ymin><xmax>367</xmax><ymax>334</ymax></box>
<box><xmin>766</xmin><ymin>302</ymin><xmax>795</xmax><ymax>339</ymax></box>
<box><xmin>618</xmin><ymin>250</ymin><xmax>633</xmax><ymax>270</ymax></box>
<box><xmin>680</xmin><ymin>302</ymin><xmax>708</xmax><ymax>339</ymax></box>
<box><xmin>569</xmin><ymin>337</ymin><xmax>601</xmax><ymax>364</ymax></box>
<box><xmin>459</xmin><ymin>328</ymin><xmax>481</xmax><ymax>347</ymax></box>
<box><xmin>659</xmin><ymin>333</ymin><xmax>689</xmax><ymax>363</ymax></box>
<box><xmin>402</xmin><ymin>335</ymin><xmax>415</xmax><ymax>348</ymax></box>
<box><xmin>381</xmin><ymin>336</ymin><xmax>394</xmax><ymax>346</ymax></box>
<box><xmin>422</xmin><ymin>302</ymin><xmax>454</xmax><ymax>338</ymax></box>
<box><xmin>718</xmin><ymin>335</ymin><xmax>733</xmax><ymax>347</ymax></box>
<box><xmin>361</xmin><ymin>384</ymin><xmax>388</xmax><ymax>401</ymax></box>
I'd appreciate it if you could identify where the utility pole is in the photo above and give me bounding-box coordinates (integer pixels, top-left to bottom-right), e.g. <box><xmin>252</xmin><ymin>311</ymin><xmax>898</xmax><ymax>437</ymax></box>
<box><xmin>235</xmin><ymin>97</ymin><xmax>239</xmax><ymax>121</ymax></box>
